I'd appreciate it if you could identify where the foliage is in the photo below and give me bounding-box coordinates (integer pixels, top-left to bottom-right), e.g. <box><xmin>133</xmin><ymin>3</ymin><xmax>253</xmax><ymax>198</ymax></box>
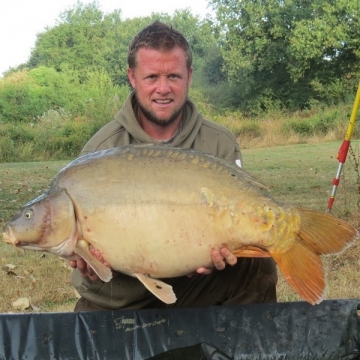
<box><xmin>0</xmin><ymin>66</ymin><xmax>129</xmax><ymax>124</ymax></box>
<box><xmin>283</xmin><ymin>120</ymin><xmax>314</xmax><ymax>137</ymax></box>
<box><xmin>236</xmin><ymin>122</ymin><xmax>262</xmax><ymax>138</ymax></box>
<box><xmin>0</xmin><ymin>67</ymin><xmax>78</xmax><ymax>122</ymax></box>
<box><xmin>0</xmin><ymin>67</ymin><xmax>130</xmax><ymax>160</ymax></box>
<box><xmin>209</xmin><ymin>0</ymin><xmax>360</xmax><ymax>111</ymax></box>
<box><xmin>0</xmin><ymin>0</ymin><xmax>358</xmax><ymax>162</ymax></box>
<box><xmin>280</xmin><ymin>106</ymin><xmax>351</xmax><ymax>138</ymax></box>
<box><xmin>34</xmin><ymin>111</ymin><xmax>95</xmax><ymax>159</ymax></box>
<box><xmin>73</xmin><ymin>68</ymin><xmax>130</xmax><ymax>123</ymax></box>
<box><xmin>28</xmin><ymin>2</ymin><xmax>126</xmax><ymax>84</ymax></box>
<box><xmin>27</xmin><ymin>2</ymin><xmax>219</xmax><ymax>88</ymax></box>
<box><xmin>0</xmin><ymin>85</ymin><xmax>354</xmax><ymax>162</ymax></box>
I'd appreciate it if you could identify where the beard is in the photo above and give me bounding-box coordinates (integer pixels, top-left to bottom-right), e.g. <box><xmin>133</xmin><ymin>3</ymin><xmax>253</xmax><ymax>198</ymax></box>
<box><xmin>135</xmin><ymin>93</ymin><xmax>186</xmax><ymax>128</ymax></box>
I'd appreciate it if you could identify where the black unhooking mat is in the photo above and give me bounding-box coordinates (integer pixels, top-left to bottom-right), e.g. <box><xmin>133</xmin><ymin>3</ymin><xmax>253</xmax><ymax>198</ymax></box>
<box><xmin>1</xmin><ymin>299</ymin><xmax>360</xmax><ymax>360</ymax></box>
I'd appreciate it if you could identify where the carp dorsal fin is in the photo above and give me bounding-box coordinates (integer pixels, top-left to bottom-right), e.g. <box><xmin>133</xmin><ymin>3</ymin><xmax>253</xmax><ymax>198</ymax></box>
<box><xmin>133</xmin><ymin>273</ymin><xmax>177</xmax><ymax>304</ymax></box>
<box><xmin>75</xmin><ymin>239</ymin><xmax>113</xmax><ymax>282</ymax></box>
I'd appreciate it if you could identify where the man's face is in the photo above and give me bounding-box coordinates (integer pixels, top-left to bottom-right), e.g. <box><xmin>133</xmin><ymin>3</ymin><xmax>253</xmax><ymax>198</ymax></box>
<box><xmin>127</xmin><ymin>47</ymin><xmax>193</xmax><ymax>127</ymax></box>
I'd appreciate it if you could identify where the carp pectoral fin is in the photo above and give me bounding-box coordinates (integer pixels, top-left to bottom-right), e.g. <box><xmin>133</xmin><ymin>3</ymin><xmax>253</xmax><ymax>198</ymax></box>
<box><xmin>271</xmin><ymin>238</ymin><xmax>325</xmax><ymax>305</ymax></box>
<box><xmin>75</xmin><ymin>239</ymin><xmax>113</xmax><ymax>282</ymax></box>
<box><xmin>232</xmin><ymin>246</ymin><xmax>271</xmax><ymax>258</ymax></box>
<box><xmin>133</xmin><ymin>273</ymin><xmax>177</xmax><ymax>304</ymax></box>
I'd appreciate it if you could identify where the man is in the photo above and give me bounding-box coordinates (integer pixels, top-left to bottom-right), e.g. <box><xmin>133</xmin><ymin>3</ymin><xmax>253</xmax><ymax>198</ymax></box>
<box><xmin>70</xmin><ymin>21</ymin><xmax>277</xmax><ymax>311</ymax></box>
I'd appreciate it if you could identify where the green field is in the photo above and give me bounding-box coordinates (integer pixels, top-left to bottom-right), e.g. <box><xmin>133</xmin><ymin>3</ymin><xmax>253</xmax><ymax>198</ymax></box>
<box><xmin>243</xmin><ymin>141</ymin><xmax>360</xmax><ymax>213</ymax></box>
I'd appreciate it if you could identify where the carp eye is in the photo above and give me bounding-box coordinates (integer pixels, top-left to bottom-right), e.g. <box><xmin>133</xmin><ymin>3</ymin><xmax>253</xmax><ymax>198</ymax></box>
<box><xmin>24</xmin><ymin>209</ymin><xmax>34</xmax><ymax>219</ymax></box>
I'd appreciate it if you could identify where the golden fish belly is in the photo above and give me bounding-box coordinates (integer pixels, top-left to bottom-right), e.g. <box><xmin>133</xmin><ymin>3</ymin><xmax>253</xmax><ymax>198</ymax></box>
<box><xmin>66</xmin><ymin>184</ymin><xmax>293</xmax><ymax>277</ymax></box>
<box><xmin>81</xmin><ymin>202</ymin><xmax>297</xmax><ymax>277</ymax></box>
<box><xmin>78</xmin><ymin>202</ymin><xmax>236</xmax><ymax>277</ymax></box>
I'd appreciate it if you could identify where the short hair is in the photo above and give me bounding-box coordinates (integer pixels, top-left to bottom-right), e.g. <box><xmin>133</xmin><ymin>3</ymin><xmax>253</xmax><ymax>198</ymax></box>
<box><xmin>127</xmin><ymin>21</ymin><xmax>192</xmax><ymax>70</ymax></box>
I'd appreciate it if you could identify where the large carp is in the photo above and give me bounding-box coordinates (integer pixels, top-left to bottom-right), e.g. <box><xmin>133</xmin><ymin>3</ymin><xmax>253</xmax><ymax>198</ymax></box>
<box><xmin>3</xmin><ymin>145</ymin><xmax>358</xmax><ymax>305</ymax></box>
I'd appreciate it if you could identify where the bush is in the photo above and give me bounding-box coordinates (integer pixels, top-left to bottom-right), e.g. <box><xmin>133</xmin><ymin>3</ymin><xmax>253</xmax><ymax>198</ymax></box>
<box><xmin>0</xmin><ymin>122</ymin><xmax>35</xmax><ymax>143</ymax></box>
<box><xmin>0</xmin><ymin>68</ymin><xmax>80</xmax><ymax>122</ymax></box>
<box><xmin>0</xmin><ymin>67</ymin><xmax>131</xmax><ymax>161</ymax></box>
<box><xmin>0</xmin><ymin>136</ymin><xmax>17</xmax><ymax>162</ymax></box>
<box><xmin>32</xmin><ymin>109</ymin><xmax>91</xmax><ymax>158</ymax></box>
<box><xmin>0</xmin><ymin>122</ymin><xmax>37</xmax><ymax>161</ymax></box>
<box><xmin>282</xmin><ymin>120</ymin><xmax>314</xmax><ymax>137</ymax></box>
<box><xmin>237</xmin><ymin>122</ymin><xmax>262</xmax><ymax>138</ymax></box>
<box><xmin>0</xmin><ymin>67</ymin><xmax>130</xmax><ymax>125</ymax></box>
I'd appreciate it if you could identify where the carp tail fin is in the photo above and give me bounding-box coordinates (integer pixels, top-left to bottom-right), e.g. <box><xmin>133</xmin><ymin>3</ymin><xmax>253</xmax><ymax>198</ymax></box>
<box><xmin>295</xmin><ymin>207</ymin><xmax>358</xmax><ymax>255</ymax></box>
<box><xmin>134</xmin><ymin>273</ymin><xmax>177</xmax><ymax>304</ymax></box>
<box><xmin>271</xmin><ymin>208</ymin><xmax>358</xmax><ymax>305</ymax></box>
<box><xmin>271</xmin><ymin>240</ymin><xmax>325</xmax><ymax>305</ymax></box>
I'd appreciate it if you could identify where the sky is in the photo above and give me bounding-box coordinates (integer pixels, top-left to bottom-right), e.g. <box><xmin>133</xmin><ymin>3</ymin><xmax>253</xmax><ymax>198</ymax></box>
<box><xmin>0</xmin><ymin>0</ymin><xmax>213</xmax><ymax>76</ymax></box>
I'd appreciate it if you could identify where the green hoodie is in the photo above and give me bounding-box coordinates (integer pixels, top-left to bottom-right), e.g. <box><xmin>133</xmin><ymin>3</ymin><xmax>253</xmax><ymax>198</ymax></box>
<box><xmin>80</xmin><ymin>92</ymin><xmax>242</xmax><ymax>166</ymax></box>
<box><xmin>72</xmin><ymin>92</ymin><xmax>244</xmax><ymax>309</ymax></box>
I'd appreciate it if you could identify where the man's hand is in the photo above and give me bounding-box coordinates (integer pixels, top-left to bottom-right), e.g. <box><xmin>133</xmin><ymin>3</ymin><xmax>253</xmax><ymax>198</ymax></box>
<box><xmin>192</xmin><ymin>247</ymin><xmax>238</xmax><ymax>276</ymax></box>
<box><xmin>69</xmin><ymin>245</ymin><xmax>111</xmax><ymax>282</ymax></box>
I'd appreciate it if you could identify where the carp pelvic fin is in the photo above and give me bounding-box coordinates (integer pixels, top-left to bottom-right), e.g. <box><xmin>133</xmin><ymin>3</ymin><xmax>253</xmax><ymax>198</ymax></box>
<box><xmin>75</xmin><ymin>239</ymin><xmax>113</xmax><ymax>282</ymax></box>
<box><xmin>271</xmin><ymin>208</ymin><xmax>358</xmax><ymax>305</ymax></box>
<box><xmin>232</xmin><ymin>246</ymin><xmax>271</xmax><ymax>258</ymax></box>
<box><xmin>133</xmin><ymin>273</ymin><xmax>177</xmax><ymax>304</ymax></box>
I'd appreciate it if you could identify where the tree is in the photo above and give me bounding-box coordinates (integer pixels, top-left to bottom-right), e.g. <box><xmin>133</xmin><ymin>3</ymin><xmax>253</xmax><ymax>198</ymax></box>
<box><xmin>209</xmin><ymin>0</ymin><xmax>360</xmax><ymax>110</ymax></box>
<box><xmin>27</xmin><ymin>2</ymin><xmax>220</xmax><ymax>89</ymax></box>
<box><xmin>0</xmin><ymin>67</ymin><xmax>79</xmax><ymax>122</ymax></box>
<box><xmin>289</xmin><ymin>0</ymin><xmax>360</xmax><ymax>101</ymax></box>
<box><xmin>28</xmin><ymin>2</ymin><xmax>123</xmax><ymax>80</ymax></box>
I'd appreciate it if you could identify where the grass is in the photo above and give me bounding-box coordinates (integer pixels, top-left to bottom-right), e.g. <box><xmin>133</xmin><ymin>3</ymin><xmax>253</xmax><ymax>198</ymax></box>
<box><xmin>0</xmin><ymin>160</ymin><xmax>78</xmax><ymax>312</ymax></box>
<box><xmin>0</xmin><ymin>140</ymin><xmax>360</xmax><ymax>312</ymax></box>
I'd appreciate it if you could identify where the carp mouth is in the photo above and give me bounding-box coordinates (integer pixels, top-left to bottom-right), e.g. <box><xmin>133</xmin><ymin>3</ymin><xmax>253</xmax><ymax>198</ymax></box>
<box><xmin>2</xmin><ymin>229</ymin><xmax>20</xmax><ymax>246</ymax></box>
<box><xmin>3</xmin><ymin>226</ymin><xmax>39</xmax><ymax>248</ymax></box>
<box><xmin>2</xmin><ymin>224</ymin><xmax>40</xmax><ymax>248</ymax></box>
<box><xmin>3</xmin><ymin>229</ymin><xmax>43</xmax><ymax>249</ymax></box>
<box><xmin>2</xmin><ymin>226</ymin><xmax>75</xmax><ymax>257</ymax></box>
